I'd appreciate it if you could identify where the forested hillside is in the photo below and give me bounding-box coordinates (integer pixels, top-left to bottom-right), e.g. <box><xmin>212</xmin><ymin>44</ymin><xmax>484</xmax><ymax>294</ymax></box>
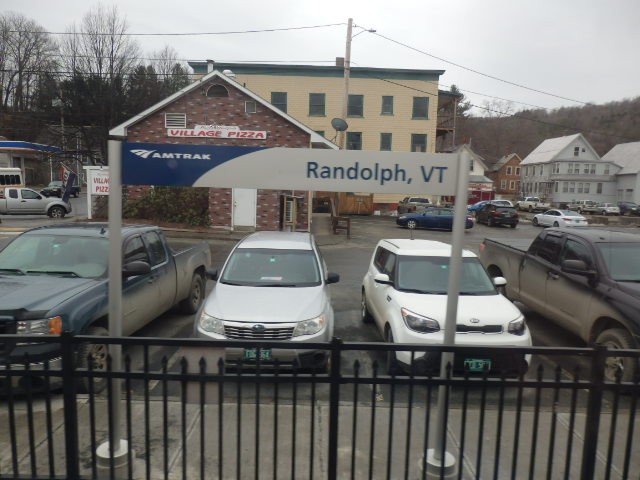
<box><xmin>456</xmin><ymin>96</ymin><xmax>640</xmax><ymax>163</ymax></box>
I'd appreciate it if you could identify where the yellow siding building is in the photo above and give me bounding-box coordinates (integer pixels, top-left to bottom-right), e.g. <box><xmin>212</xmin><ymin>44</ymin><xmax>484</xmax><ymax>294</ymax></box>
<box><xmin>188</xmin><ymin>61</ymin><xmax>447</xmax><ymax>210</ymax></box>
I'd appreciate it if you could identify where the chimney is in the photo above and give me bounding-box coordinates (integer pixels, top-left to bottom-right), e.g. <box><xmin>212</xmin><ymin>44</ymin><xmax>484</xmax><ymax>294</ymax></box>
<box><xmin>335</xmin><ymin>57</ymin><xmax>344</xmax><ymax>67</ymax></box>
<box><xmin>206</xmin><ymin>59</ymin><xmax>215</xmax><ymax>73</ymax></box>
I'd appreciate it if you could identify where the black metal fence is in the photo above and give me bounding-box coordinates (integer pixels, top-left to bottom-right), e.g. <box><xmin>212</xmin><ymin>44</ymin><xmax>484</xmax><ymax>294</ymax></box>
<box><xmin>1</xmin><ymin>333</ymin><xmax>639</xmax><ymax>480</ymax></box>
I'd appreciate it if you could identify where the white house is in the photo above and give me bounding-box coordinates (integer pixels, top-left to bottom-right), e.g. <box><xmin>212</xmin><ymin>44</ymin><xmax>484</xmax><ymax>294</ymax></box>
<box><xmin>601</xmin><ymin>141</ymin><xmax>640</xmax><ymax>203</ymax></box>
<box><xmin>520</xmin><ymin>133</ymin><xmax>619</xmax><ymax>206</ymax></box>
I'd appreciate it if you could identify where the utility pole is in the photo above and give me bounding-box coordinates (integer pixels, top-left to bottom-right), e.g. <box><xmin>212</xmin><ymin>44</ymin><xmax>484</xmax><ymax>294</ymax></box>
<box><xmin>339</xmin><ymin>18</ymin><xmax>353</xmax><ymax>150</ymax></box>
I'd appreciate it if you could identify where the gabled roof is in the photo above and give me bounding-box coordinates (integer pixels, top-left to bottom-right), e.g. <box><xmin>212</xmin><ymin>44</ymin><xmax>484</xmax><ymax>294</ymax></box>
<box><xmin>601</xmin><ymin>141</ymin><xmax>640</xmax><ymax>174</ymax></box>
<box><xmin>444</xmin><ymin>144</ymin><xmax>490</xmax><ymax>171</ymax></box>
<box><xmin>489</xmin><ymin>153</ymin><xmax>521</xmax><ymax>172</ymax></box>
<box><xmin>520</xmin><ymin>133</ymin><xmax>599</xmax><ymax>165</ymax></box>
<box><xmin>109</xmin><ymin>70</ymin><xmax>338</xmax><ymax>149</ymax></box>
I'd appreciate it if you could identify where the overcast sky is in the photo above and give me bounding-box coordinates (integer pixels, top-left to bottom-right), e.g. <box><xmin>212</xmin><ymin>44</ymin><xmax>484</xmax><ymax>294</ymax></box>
<box><xmin>4</xmin><ymin>0</ymin><xmax>640</xmax><ymax>115</ymax></box>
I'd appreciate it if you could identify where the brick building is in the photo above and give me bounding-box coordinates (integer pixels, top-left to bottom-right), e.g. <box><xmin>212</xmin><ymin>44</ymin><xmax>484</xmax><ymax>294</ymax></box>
<box><xmin>110</xmin><ymin>70</ymin><xmax>336</xmax><ymax>232</ymax></box>
<box><xmin>486</xmin><ymin>153</ymin><xmax>522</xmax><ymax>201</ymax></box>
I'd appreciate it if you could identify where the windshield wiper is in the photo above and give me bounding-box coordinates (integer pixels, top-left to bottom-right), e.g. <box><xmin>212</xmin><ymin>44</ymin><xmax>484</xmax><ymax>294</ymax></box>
<box><xmin>399</xmin><ymin>288</ymin><xmax>446</xmax><ymax>294</ymax></box>
<box><xmin>26</xmin><ymin>270</ymin><xmax>80</xmax><ymax>277</ymax></box>
<box><xmin>0</xmin><ymin>268</ymin><xmax>26</xmax><ymax>275</ymax></box>
<box><xmin>258</xmin><ymin>283</ymin><xmax>298</xmax><ymax>287</ymax></box>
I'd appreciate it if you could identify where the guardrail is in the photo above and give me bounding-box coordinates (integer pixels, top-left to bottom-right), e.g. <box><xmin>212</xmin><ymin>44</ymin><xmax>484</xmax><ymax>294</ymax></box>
<box><xmin>1</xmin><ymin>334</ymin><xmax>639</xmax><ymax>479</ymax></box>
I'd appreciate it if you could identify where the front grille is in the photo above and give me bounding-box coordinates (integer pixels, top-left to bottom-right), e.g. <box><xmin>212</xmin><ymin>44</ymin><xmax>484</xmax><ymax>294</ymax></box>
<box><xmin>0</xmin><ymin>317</ymin><xmax>17</xmax><ymax>357</ymax></box>
<box><xmin>456</xmin><ymin>325</ymin><xmax>503</xmax><ymax>334</ymax></box>
<box><xmin>224</xmin><ymin>325</ymin><xmax>294</xmax><ymax>340</ymax></box>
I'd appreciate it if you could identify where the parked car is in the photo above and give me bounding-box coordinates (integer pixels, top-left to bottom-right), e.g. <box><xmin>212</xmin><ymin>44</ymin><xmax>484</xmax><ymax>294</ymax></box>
<box><xmin>617</xmin><ymin>201</ymin><xmax>640</xmax><ymax>216</ymax></box>
<box><xmin>467</xmin><ymin>200</ymin><xmax>491</xmax><ymax>214</ymax></box>
<box><xmin>515</xmin><ymin>197</ymin><xmax>551</xmax><ymax>212</ymax></box>
<box><xmin>570</xmin><ymin>200</ymin><xmax>599</xmax><ymax>214</ymax></box>
<box><xmin>195</xmin><ymin>231</ymin><xmax>339</xmax><ymax>371</ymax></box>
<box><xmin>0</xmin><ymin>223</ymin><xmax>211</xmax><ymax>392</ymax></box>
<box><xmin>597</xmin><ymin>203</ymin><xmax>620</xmax><ymax>215</ymax></box>
<box><xmin>475</xmin><ymin>204</ymin><xmax>519</xmax><ymax>228</ymax></box>
<box><xmin>361</xmin><ymin>239</ymin><xmax>531</xmax><ymax>375</ymax></box>
<box><xmin>397</xmin><ymin>196</ymin><xmax>431</xmax><ymax>214</ymax></box>
<box><xmin>396</xmin><ymin>207</ymin><xmax>474</xmax><ymax>231</ymax></box>
<box><xmin>532</xmin><ymin>209</ymin><xmax>589</xmax><ymax>227</ymax></box>
<box><xmin>41</xmin><ymin>180</ymin><xmax>81</xmax><ymax>198</ymax></box>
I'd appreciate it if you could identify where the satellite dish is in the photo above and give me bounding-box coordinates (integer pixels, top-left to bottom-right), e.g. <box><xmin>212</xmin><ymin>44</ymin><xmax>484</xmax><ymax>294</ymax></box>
<box><xmin>331</xmin><ymin>118</ymin><xmax>349</xmax><ymax>132</ymax></box>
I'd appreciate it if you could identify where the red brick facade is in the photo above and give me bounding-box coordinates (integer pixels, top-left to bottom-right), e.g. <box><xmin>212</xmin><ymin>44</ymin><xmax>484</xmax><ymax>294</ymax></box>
<box><xmin>487</xmin><ymin>154</ymin><xmax>522</xmax><ymax>201</ymax></box>
<box><xmin>123</xmin><ymin>77</ymin><xmax>314</xmax><ymax>231</ymax></box>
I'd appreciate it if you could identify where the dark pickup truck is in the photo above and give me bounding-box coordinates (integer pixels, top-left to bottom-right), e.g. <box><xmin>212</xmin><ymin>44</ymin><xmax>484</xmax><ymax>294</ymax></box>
<box><xmin>478</xmin><ymin>227</ymin><xmax>640</xmax><ymax>382</ymax></box>
<box><xmin>0</xmin><ymin>223</ymin><xmax>211</xmax><ymax>392</ymax></box>
<box><xmin>41</xmin><ymin>180</ymin><xmax>81</xmax><ymax>198</ymax></box>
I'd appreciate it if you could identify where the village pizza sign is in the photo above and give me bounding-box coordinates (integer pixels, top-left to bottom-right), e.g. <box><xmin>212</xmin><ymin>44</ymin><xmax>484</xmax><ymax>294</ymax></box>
<box><xmin>168</xmin><ymin>124</ymin><xmax>267</xmax><ymax>139</ymax></box>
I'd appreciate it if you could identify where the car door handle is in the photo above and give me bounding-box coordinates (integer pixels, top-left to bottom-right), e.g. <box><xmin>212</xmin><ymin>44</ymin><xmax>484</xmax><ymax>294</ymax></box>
<box><xmin>548</xmin><ymin>271</ymin><xmax>559</xmax><ymax>280</ymax></box>
<box><xmin>386</xmin><ymin>295</ymin><xmax>392</xmax><ymax>302</ymax></box>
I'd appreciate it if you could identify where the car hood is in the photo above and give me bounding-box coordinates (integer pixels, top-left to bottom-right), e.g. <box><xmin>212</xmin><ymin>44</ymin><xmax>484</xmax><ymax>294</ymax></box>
<box><xmin>393</xmin><ymin>291</ymin><xmax>522</xmax><ymax>326</ymax></box>
<box><xmin>0</xmin><ymin>274</ymin><xmax>98</xmax><ymax>310</ymax></box>
<box><xmin>203</xmin><ymin>283</ymin><xmax>330</xmax><ymax>322</ymax></box>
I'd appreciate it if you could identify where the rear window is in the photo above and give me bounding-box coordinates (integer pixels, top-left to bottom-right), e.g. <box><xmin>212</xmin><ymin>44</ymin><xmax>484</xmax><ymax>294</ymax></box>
<box><xmin>496</xmin><ymin>207</ymin><xmax>516</xmax><ymax>213</ymax></box>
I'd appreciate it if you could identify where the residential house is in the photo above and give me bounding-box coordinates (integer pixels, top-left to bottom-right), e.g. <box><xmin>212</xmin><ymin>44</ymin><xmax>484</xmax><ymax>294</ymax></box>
<box><xmin>188</xmin><ymin>60</ymin><xmax>449</xmax><ymax>213</ymax></box>
<box><xmin>109</xmin><ymin>70</ymin><xmax>336</xmax><ymax>232</ymax></box>
<box><xmin>520</xmin><ymin>133</ymin><xmax>619</xmax><ymax>206</ymax></box>
<box><xmin>486</xmin><ymin>153</ymin><xmax>522</xmax><ymax>201</ymax></box>
<box><xmin>439</xmin><ymin>144</ymin><xmax>494</xmax><ymax>205</ymax></box>
<box><xmin>601</xmin><ymin>141</ymin><xmax>640</xmax><ymax>203</ymax></box>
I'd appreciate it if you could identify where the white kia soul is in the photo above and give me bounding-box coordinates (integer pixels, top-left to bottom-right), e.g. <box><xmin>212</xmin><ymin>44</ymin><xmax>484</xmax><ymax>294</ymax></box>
<box><xmin>361</xmin><ymin>239</ymin><xmax>531</xmax><ymax>375</ymax></box>
<box><xmin>196</xmin><ymin>231</ymin><xmax>339</xmax><ymax>370</ymax></box>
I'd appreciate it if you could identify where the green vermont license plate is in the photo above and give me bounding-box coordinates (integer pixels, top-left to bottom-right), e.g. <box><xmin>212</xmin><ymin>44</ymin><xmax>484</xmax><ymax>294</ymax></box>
<box><xmin>243</xmin><ymin>348</ymin><xmax>272</xmax><ymax>361</ymax></box>
<box><xmin>464</xmin><ymin>358</ymin><xmax>492</xmax><ymax>372</ymax></box>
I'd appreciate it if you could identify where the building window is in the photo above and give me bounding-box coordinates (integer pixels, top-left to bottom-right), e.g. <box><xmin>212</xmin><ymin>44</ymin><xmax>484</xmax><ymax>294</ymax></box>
<box><xmin>411</xmin><ymin>134</ymin><xmax>427</xmax><ymax>152</ymax></box>
<box><xmin>346</xmin><ymin>132</ymin><xmax>362</xmax><ymax>150</ymax></box>
<box><xmin>584</xmin><ymin>183</ymin><xmax>590</xmax><ymax>194</ymax></box>
<box><xmin>380</xmin><ymin>133</ymin><xmax>392</xmax><ymax>151</ymax></box>
<box><xmin>525</xmin><ymin>167</ymin><xmax>529</xmax><ymax>176</ymax></box>
<box><xmin>583</xmin><ymin>164</ymin><xmax>590</xmax><ymax>174</ymax></box>
<box><xmin>553</xmin><ymin>163</ymin><xmax>559</xmax><ymax>174</ymax></box>
<box><xmin>604</xmin><ymin>164</ymin><xmax>610</xmax><ymax>174</ymax></box>
<box><xmin>569</xmin><ymin>182</ymin><xmax>575</xmax><ymax>193</ymax></box>
<box><xmin>381</xmin><ymin>96</ymin><xmax>394</xmax><ymax>115</ymax></box>
<box><xmin>348</xmin><ymin>94</ymin><xmax>364</xmax><ymax>117</ymax></box>
<box><xmin>577</xmin><ymin>183</ymin><xmax>584</xmax><ymax>194</ymax></box>
<box><xmin>562</xmin><ymin>182</ymin><xmax>568</xmax><ymax>193</ymax></box>
<box><xmin>469</xmin><ymin>158</ymin><xmax>474</xmax><ymax>171</ymax></box>
<box><xmin>271</xmin><ymin>92</ymin><xmax>287</xmax><ymax>113</ymax></box>
<box><xmin>245</xmin><ymin>101</ymin><xmax>256</xmax><ymax>113</ymax></box>
<box><xmin>206</xmin><ymin>84</ymin><xmax>229</xmax><ymax>97</ymax></box>
<box><xmin>539</xmin><ymin>165</ymin><xmax>544</xmax><ymax>175</ymax></box>
<box><xmin>412</xmin><ymin>97</ymin><xmax>429</xmax><ymax>119</ymax></box>
<box><xmin>554</xmin><ymin>182</ymin><xmax>558</xmax><ymax>193</ymax></box>
<box><xmin>515</xmin><ymin>167</ymin><xmax>520</xmax><ymax>175</ymax></box>
<box><xmin>510</xmin><ymin>180</ymin><xmax>516</xmax><ymax>190</ymax></box>
<box><xmin>164</xmin><ymin>113</ymin><xmax>186</xmax><ymax>128</ymax></box>
<box><xmin>309</xmin><ymin>93</ymin><xmax>326</xmax><ymax>116</ymax></box>
<box><xmin>506</xmin><ymin>166</ymin><xmax>512</xmax><ymax>175</ymax></box>
<box><xmin>590</xmin><ymin>164</ymin><xmax>596</xmax><ymax>174</ymax></box>
<box><xmin>315</xmin><ymin>130</ymin><xmax>325</xmax><ymax>137</ymax></box>
<box><xmin>500</xmin><ymin>180</ymin><xmax>507</xmax><ymax>190</ymax></box>
<box><xmin>597</xmin><ymin>183</ymin><xmax>603</xmax><ymax>194</ymax></box>
<box><xmin>574</xmin><ymin>146</ymin><xmax>580</xmax><ymax>157</ymax></box>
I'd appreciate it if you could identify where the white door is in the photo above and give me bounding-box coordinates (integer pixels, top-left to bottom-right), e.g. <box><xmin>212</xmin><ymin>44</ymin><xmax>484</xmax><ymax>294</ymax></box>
<box><xmin>232</xmin><ymin>188</ymin><xmax>257</xmax><ymax>227</ymax></box>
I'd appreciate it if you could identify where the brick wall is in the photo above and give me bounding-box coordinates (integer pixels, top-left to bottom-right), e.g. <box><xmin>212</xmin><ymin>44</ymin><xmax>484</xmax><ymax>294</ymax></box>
<box><xmin>124</xmin><ymin>79</ymin><xmax>314</xmax><ymax>231</ymax></box>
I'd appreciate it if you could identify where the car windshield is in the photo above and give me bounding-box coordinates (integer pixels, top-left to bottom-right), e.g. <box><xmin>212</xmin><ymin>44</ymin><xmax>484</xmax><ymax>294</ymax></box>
<box><xmin>0</xmin><ymin>234</ymin><xmax>108</xmax><ymax>278</ymax></box>
<box><xmin>596</xmin><ymin>242</ymin><xmax>640</xmax><ymax>282</ymax></box>
<box><xmin>395</xmin><ymin>256</ymin><xmax>496</xmax><ymax>295</ymax></box>
<box><xmin>220</xmin><ymin>247</ymin><xmax>321</xmax><ymax>287</ymax></box>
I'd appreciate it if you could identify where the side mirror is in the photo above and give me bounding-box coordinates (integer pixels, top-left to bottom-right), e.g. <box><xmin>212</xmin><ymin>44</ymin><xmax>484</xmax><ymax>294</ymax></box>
<box><xmin>374</xmin><ymin>272</ymin><xmax>393</xmax><ymax>285</ymax></box>
<box><xmin>326</xmin><ymin>272</ymin><xmax>340</xmax><ymax>284</ymax></box>
<box><xmin>561</xmin><ymin>259</ymin><xmax>596</xmax><ymax>276</ymax></box>
<box><xmin>122</xmin><ymin>260</ymin><xmax>151</xmax><ymax>277</ymax></box>
<box><xmin>205</xmin><ymin>268</ymin><xmax>219</xmax><ymax>281</ymax></box>
<box><xmin>493</xmin><ymin>276</ymin><xmax>507</xmax><ymax>287</ymax></box>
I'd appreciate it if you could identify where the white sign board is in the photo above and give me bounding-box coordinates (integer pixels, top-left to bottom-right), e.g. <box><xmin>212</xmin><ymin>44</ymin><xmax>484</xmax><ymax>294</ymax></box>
<box><xmin>89</xmin><ymin>169</ymin><xmax>110</xmax><ymax>195</ymax></box>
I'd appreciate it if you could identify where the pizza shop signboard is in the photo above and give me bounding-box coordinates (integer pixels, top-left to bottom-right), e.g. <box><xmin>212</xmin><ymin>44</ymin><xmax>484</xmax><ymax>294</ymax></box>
<box><xmin>167</xmin><ymin>124</ymin><xmax>267</xmax><ymax>139</ymax></box>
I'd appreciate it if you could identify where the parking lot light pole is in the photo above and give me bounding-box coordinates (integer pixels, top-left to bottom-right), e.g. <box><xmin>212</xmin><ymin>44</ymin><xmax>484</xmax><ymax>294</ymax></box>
<box><xmin>425</xmin><ymin>149</ymin><xmax>470</xmax><ymax>478</ymax></box>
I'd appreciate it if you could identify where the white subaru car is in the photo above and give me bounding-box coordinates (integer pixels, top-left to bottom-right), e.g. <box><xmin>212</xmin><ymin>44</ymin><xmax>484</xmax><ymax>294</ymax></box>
<box><xmin>195</xmin><ymin>231</ymin><xmax>339</xmax><ymax>370</ymax></box>
<box><xmin>361</xmin><ymin>239</ymin><xmax>531</xmax><ymax>375</ymax></box>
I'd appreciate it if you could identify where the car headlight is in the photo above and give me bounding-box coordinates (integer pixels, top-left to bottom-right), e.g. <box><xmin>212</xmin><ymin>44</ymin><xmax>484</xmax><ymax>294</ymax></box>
<box><xmin>292</xmin><ymin>314</ymin><xmax>326</xmax><ymax>337</ymax></box>
<box><xmin>17</xmin><ymin>317</ymin><xmax>62</xmax><ymax>335</ymax></box>
<box><xmin>508</xmin><ymin>316</ymin><xmax>526</xmax><ymax>335</ymax></box>
<box><xmin>401</xmin><ymin>308</ymin><xmax>440</xmax><ymax>333</ymax></box>
<box><xmin>198</xmin><ymin>312</ymin><xmax>225</xmax><ymax>335</ymax></box>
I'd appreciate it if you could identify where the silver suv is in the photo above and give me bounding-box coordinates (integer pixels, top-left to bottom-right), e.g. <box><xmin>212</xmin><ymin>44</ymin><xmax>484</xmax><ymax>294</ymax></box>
<box><xmin>195</xmin><ymin>231</ymin><xmax>339</xmax><ymax>370</ymax></box>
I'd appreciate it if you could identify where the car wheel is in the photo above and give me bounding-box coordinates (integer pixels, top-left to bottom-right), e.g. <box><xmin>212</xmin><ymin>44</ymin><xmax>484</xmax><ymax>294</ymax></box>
<box><xmin>528</xmin><ymin>206</ymin><xmax>533</xmax><ymax>212</ymax></box>
<box><xmin>532</xmin><ymin>217</ymin><xmax>539</xmax><ymax>226</ymax></box>
<box><xmin>385</xmin><ymin>327</ymin><xmax>400</xmax><ymax>375</ymax></box>
<box><xmin>179</xmin><ymin>273</ymin><xmax>205</xmax><ymax>314</ymax></box>
<box><xmin>488</xmin><ymin>217</ymin><xmax>495</xmax><ymax>227</ymax></box>
<box><xmin>48</xmin><ymin>206</ymin><xmax>66</xmax><ymax>218</ymax></box>
<box><xmin>553</xmin><ymin>221</ymin><xmax>559</xmax><ymax>227</ymax></box>
<box><xmin>510</xmin><ymin>223</ymin><xmax>517</xmax><ymax>229</ymax></box>
<box><xmin>601</xmin><ymin>210</ymin><xmax>607</xmax><ymax>216</ymax></box>
<box><xmin>596</xmin><ymin>329</ymin><xmax>638</xmax><ymax>383</ymax></box>
<box><xmin>77</xmin><ymin>326</ymin><xmax>109</xmax><ymax>394</ymax></box>
<box><xmin>407</xmin><ymin>219</ymin><xmax>417</xmax><ymax>229</ymax></box>
<box><xmin>361</xmin><ymin>290</ymin><xmax>373</xmax><ymax>323</ymax></box>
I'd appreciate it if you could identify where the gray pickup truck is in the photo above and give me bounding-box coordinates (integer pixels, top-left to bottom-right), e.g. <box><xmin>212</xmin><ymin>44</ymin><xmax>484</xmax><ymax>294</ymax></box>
<box><xmin>0</xmin><ymin>187</ymin><xmax>72</xmax><ymax>218</ymax></box>
<box><xmin>478</xmin><ymin>227</ymin><xmax>640</xmax><ymax>382</ymax></box>
<box><xmin>0</xmin><ymin>223</ymin><xmax>211</xmax><ymax>392</ymax></box>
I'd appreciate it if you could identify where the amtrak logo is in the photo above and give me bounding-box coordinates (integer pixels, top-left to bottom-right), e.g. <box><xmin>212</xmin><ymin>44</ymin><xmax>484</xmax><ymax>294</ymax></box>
<box><xmin>130</xmin><ymin>148</ymin><xmax>212</xmax><ymax>160</ymax></box>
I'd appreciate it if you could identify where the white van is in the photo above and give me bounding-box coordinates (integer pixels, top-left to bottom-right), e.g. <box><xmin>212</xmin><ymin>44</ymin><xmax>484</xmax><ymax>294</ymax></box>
<box><xmin>0</xmin><ymin>167</ymin><xmax>24</xmax><ymax>188</ymax></box>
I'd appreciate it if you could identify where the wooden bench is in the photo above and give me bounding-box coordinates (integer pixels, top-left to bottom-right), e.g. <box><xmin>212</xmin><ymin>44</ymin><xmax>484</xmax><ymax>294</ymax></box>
<box><xmin>332</xmin><ymin>215</ymin><xmax>351</xmax><ymax>238</ymax></box>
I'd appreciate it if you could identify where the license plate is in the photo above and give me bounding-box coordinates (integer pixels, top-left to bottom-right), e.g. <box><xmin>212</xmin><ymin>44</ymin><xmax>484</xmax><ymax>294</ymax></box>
<box><xmin>464</xmin><ymin>358</ymin><xmax>491</xmax><ymax>372</ymax></box>
<box><xmin>243</xmin><ymin>348</ymin><xmax>272</xmax><ymax>361</ymax></box>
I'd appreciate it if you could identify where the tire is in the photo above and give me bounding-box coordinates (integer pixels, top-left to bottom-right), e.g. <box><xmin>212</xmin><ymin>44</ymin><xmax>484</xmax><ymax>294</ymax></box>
<box><xmin>596</xmin><ymin>328</ymin><xmax>638</xmax><ymax>383</ymax></box>
<box><xmin>553</xmin><ymin>221</ymin><xmax>559</xmax><ymax>227</ymax></box>
<box><xmin>488</xmin><ymin>217</ymin><xmax>495</xmax><ymax>227</ymax></box>
<box><xmin>407</xmin><ymin>219</ymin><xmax>417</xmax><ymax>229</ymax></box>
<box><xmin>510</xmin><ymin>223</ymin><xmax>517</xmax><ymax>229</ymax></box>
<box><xmin>77</xmin><ymin>326</ymin><xmax>109</xmax><ymax>394</ymax></box>
<box><xmin>361</xmin><ymin>290</ymin><xmax>373</xmax><ymax>323</ymax></box>
<box><xmin>532</xmin><ymin>217</ymin><xmax>539</xmax><ymax>226</ymax></box>
<box><xmin>385</xmin><ymin>327</ymin><xmax>400</xmax><ymax>375</ymax></box>
<box><xmin>179</xmin><ymin>273</ymin><xmax>205</xmax><ymax>314</ymax></box>
<box><xmin>601</xmin><ymin>210</ymin><xmax>607</xmax><ymax>216</ymax></box>
<box><xmin>48</xmin><ymin>206</ymin><xmax>66</xmax><ymax>218</ymax></box>
<box><xmin>528</xmin><ymin>206</ymin><xmax>533</xmax><ymax>212</ymax></box>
